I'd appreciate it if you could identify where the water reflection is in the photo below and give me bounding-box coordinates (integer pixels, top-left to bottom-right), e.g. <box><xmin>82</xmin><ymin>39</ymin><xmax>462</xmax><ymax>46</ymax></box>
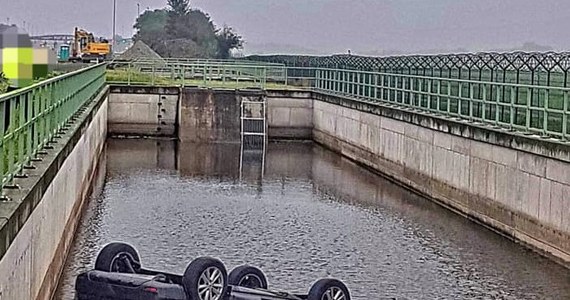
<box><xmin>55</xmin><ymin>139</ymin><xmax>570</xmax><ymax>300</ymax></box>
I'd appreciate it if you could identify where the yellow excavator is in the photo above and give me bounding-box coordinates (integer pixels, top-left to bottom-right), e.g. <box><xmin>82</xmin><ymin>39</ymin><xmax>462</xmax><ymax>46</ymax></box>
<box><xmin>69</xmin><ymin>27</ymin><xmax>111</xmax><ymax>62</ymax></box>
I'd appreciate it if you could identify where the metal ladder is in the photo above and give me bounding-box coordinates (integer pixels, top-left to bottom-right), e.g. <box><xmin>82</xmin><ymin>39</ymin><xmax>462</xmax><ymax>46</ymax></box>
<box><xmin>239</xmin><ymin>95</ymin><xmax>267</xmax><ymax>181</ymax></box>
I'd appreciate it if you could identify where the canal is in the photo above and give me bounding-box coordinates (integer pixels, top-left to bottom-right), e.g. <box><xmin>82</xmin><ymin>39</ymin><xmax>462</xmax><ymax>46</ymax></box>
<box><xmin>55</xmin><ymin>139</ymin><xmax>570</xmax><ymax>299</ymax></box>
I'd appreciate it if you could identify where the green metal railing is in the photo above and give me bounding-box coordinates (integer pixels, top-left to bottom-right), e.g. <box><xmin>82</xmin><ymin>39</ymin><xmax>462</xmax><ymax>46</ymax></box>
<box><xmin>107</xmin><ymin>60</ymin><xmax>287</xmax><ymax>89</ymax></box>
<box><xmin>110</xmin><ymin>57</ymin><xmax>285</xmax><ymax>67</ymax></box>
<box><xmin>314</xmin><ymin>68</ymin><xmax>570</xmax><ymax>141</ymax></box>
<box><xmin>0</xmin><ymin>63</ymin><xmax>106</xmax><ymax>197</ymax></box>
<box><xmin>244</xmin><ymin>52</ymin><xmax>570</xmax><ymax>88</ymax></box>
<box><xmin>106</xmin><ymin>57</ymin><xmax>570</xmax><ymax>141</ymax></box>
<box><xmin>106</xmin><ymin>56</ymin><xmax>570</xmax><ymax>141</ymax></box>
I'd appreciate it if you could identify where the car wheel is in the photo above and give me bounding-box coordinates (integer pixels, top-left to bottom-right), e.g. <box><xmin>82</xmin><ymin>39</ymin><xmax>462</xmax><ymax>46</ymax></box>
<box><xmin>228</xmin><ymin>265</ymin><xmax>268</xmax><ymax>289</ymax></box>
<box><xmin>94</xmin><ymin>242</ymin><xmax>141</xmax><ymax>273</ymax></box>
<box><xmin>182</xmin><ymin>257</ymin><xmax>228</xmax><ymax>300</ymax></box>
<box><xmin>308</xmin><ymin>279</ymin><xmax>351</xmax><ymax>300</ymax></box>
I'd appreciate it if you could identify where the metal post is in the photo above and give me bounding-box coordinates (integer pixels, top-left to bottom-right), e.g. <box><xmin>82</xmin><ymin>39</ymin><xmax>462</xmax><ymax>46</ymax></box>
<box><xmin>112</xmin><ymin>0</ymin><xmax>117</xmax><ymax>53</ymax></box>
<box><xmin>563</xmin><ymin>91</ymin><xmax>568</xmax><ymax>141</ymax></box>
<box><xmin>538</xmin><ymin>89</ymin><xmax>550</xmax><ymax>136</ymax></box>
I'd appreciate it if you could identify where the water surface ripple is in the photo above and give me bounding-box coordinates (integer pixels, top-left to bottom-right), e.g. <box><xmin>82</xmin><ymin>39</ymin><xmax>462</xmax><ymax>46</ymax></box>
<box><xmin>55</xmin><ymin>139</ymin><xmax>570</xmax><ymax>300</ymax></box>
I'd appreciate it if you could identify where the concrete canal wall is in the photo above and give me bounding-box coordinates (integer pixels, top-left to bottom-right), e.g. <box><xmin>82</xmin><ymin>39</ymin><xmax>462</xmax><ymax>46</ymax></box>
<box><xmin>104</xmin><ymin>85</ymin><xmax>570</xmax><ymax>266</ymax></box>
<box><xmin>266</xmin><ymin>90</ymin><xmax>313</xmax><ymax>139</ymax></box>
<box><xmin>0</xmin><ymin>88</ymin><xmax>109</xmax><ymax>300</ymax></box>
<box><xmin>108</xmin><ymin>87</ymin><xmax>312</xmax><ymax>140</ymax></box>
<box><xmin>108</xmin><ymin>86</ymin><xmax>179</xmax><ymax>137</ymax></box>
<box><xmin>179</xmin><ymin>88</ymin><xmax>247</xmax><ymax>143</ymax></box>
<box><xmin>312</xmin><ymin>92</ymin><xmax>570</xmax><ymax>266</ymax></box>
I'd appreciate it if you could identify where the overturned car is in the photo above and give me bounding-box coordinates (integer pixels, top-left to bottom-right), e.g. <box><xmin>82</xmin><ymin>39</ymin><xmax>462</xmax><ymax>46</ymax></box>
<box><xmin>75</xmin><ymin>242</ymin><xmax>351</xmax><ymax>300</ymax></box>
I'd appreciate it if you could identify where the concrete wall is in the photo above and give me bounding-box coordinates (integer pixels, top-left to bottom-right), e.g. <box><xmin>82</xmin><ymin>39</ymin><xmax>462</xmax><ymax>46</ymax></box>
<box><xmin>108</xmin><ymin>86</ymin><xmax>178</xmax><ymax>137</ymax></box>
<box><xmin>0</xmin><ymin>88</ymin><xmax>108</xmax><ymax>300</ymax></box>
<box><xmin>312</xmin><ymin>93</ymin><xmax>570</xmax><ymax>266</ymax></box>
<box><xmin>267</xmin><ymin>90</ymin><xmax>313</xmax><ymax>139</ymax></box>
<box><xmin>179</xmin><ymin>88</ymin><xmax>242</xmax><ymax>143</ymax></box>
<box><xmin>179</xmin><ymin>88</ymin><xmax>266</xmax><ymax>143</ymax></box>
<box><xmin>108</xmin><ymin>87</ymin><xmax>313</xmax><ymax>141</ymax></box>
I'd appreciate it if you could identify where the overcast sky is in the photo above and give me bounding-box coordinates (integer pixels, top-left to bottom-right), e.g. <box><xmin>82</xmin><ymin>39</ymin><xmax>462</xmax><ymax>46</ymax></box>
<box><xmin>0</xmin><ymin>0</ymin><xmax>568</xmax><ymax>55</ymax></box>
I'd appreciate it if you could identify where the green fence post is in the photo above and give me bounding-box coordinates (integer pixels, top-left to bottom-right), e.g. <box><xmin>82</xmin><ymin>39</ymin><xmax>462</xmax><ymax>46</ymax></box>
<box><xmin>127</xmin><ymin>62</ymin><xmax>132</xmax><ymax>85</ymax></box>
<box><xmin>563</xmin><ymin>91</ymin><xmax>568</xmax><ymax>141</ymax></box>
<box><xmin>182</xmin><ymin>65</ymin><xmax>186</xmax><ymax>87</ymax></box>
<box><xmin>0</xmin><ymin>102</ymin><xmax>5</xmax><ymax>195</ymax></box>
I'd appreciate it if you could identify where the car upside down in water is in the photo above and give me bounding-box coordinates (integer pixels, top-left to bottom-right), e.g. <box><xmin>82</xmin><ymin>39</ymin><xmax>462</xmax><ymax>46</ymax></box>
<box><xmin>75</xmin><ymin>242</ymin><xmax>351</xmax><ymax>300</ymax></box>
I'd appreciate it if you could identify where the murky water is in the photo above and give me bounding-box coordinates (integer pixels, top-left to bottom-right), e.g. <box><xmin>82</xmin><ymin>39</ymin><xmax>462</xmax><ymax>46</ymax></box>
<box><xmin>55</xmin><ymin>139</ymin><xmax>570</xmax><ymax>300</ymax></box>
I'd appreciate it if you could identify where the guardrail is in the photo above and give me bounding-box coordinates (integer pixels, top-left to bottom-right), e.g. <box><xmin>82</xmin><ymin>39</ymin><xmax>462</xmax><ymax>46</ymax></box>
<box><xmin>0</xmin><ymin>63</ymin><xmax>106</xmax><ymax>197</ymax></box>
<box><xmin>314</xmin><ymin>68</ymin><xmax>570</xmax><ymax>141</ymax></box>
<box><xmin>128</xmin><ymin>57</ymin><xmax>286</xmax><ymax>67</ymax></box>
<box><xmin>244</xmin><ymin>52</ymin><xmax>570</xmax><ymax>87</ymax></box>
<box><xmin>107</xmin><ymin>60</ymin><xmax>288</xmax><ymax>89</ymax></box>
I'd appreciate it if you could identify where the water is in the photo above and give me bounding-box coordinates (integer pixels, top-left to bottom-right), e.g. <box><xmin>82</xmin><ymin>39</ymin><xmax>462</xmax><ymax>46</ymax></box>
<box><xmin>55</xmin><ymin>139</ymin><xmax>570</xmax><ymax>300</ymax></box>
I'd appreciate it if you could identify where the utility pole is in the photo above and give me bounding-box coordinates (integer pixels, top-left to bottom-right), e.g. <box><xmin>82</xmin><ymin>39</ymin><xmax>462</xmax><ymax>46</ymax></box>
<box><xmin>112</xmin><ymin>0</ymin><xmax>117</xmax><ymax>52</ymax></box>
<box><xmin>137</xmin><ymin>3</ymin><xmax>141</xmax><ymax>16</ymax></box>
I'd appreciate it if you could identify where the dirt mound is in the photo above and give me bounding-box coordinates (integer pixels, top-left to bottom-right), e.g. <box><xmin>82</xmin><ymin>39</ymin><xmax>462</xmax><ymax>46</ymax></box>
<box><xmin>116</xmin><ymin>40</ymin><xmax>163</xmax><ymax>62</ymax></box>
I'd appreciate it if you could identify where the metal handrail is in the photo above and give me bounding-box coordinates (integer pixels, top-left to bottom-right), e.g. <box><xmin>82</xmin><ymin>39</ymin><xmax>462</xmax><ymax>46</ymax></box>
<box><xmin>312</xmin><ymin>68</ymin><xmax>570</xmax><ymax>141</ymax></box>
<box><xmin>0</xmin><ymin>63</ymin><xmax>104</xmax><ymax>103</ymax></box>
<box><xmin>105</xmin><ymin>58</ymin><xmax>569</xmax><ymax>141</ymax></box>
<box><xmin>107</xmin><ymin>60</ymin><xmax>286</xmax><ymax>89</ymax></box>
<box><xmin>1</xmin><ymin>63</ymin><xmax>106</xmax><ymax>197</ymax></box>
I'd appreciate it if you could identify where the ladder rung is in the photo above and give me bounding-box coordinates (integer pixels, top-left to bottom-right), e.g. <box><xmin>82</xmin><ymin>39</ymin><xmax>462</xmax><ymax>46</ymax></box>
<box><xmin>242</xmin><ymin>132</ymin><xmax>266</xmax><ymax>136</ymax></box>
<box><xmin>241</xmin><ymin>117</ymin><xmax>265</xmax><ymax>120</ymax></box>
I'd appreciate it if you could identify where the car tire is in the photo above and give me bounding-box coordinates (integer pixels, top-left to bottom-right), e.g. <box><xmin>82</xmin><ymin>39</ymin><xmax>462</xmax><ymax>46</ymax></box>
<box><xmin>94</xmin><ymin>242</ymin><xmax>141</xmax><ymax>273</ymax></box>
<box><xmin>182</xmin><ymin>257</ymin><xmax>228</xmax><ymax>300</ymax></box>
<box><xmin>228</xmin><ymin>265</ymin><xmax>268</xmax><ymax>289</ymax></box>
<box><xmin>308</xmin><ymin>278</ymin><xmax>351</xmax><ymax>300</ymax></box>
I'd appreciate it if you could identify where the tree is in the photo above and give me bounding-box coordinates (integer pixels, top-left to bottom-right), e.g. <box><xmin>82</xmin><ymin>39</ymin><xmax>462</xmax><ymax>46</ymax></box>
<box><xmin>185</xmin><ymin>10</ymin><xmax>218</xmax><ymax>51</ymax></box>
<box><xmin>133</xmin><ymin>9</ymin><xmax>168</xmax><ymax>55</ymax></box>
<box><xmin>132</xmin><ymin>1</ymin><xmax>244</xmax><ymax>59</ymax></box>
<box><xmin>167</xmin><ymin>0</ymin><xmax>190</xmax><ymax>16</ymax></box>
<box><xmin>216</xmin><ymin>26</ymin><xmax>243</xmax><ymax>59</ymax></box>
<box><xmin>166</xmin><ymin>0</ymin><xmax>191</xmax><ymax>39</ymax></box>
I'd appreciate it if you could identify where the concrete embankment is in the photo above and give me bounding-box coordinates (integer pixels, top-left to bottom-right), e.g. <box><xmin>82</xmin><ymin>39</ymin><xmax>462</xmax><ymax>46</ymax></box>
<box><xmin>0</xmin><ymin>87</ymin><xmax>109</xmax><ymax>300</ymax></box>
<box><xmin>312</xmin><ymin>92</ymin><xmax>570</xmax><ymax>266</ymax></box>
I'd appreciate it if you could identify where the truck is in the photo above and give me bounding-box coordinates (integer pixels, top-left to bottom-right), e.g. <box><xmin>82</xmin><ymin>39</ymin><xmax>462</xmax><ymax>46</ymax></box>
<box><xmin>69</xmin><ymin>27</ymin><xmax>111</xmax><ymax>63</ymax></box>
